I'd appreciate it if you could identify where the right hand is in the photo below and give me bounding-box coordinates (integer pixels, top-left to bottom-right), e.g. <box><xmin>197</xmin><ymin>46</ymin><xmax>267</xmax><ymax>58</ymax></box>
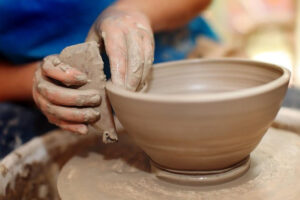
<box><xmin>33</xmin><ymin>55</ymin><xmax>101</xmax><ymax>134</ymax></box>
<box><xmin>86</xmin><ymin>5</ymin><xmax>154</xmax><ymax>91</ymax></box>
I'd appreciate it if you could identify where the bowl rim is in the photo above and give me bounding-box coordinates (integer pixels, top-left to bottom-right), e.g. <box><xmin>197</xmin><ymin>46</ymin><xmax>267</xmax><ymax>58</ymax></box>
<box><xmin>106</xmin><ymin>58</ymin><xmax>290</xmax><ymax>103</ymax></box>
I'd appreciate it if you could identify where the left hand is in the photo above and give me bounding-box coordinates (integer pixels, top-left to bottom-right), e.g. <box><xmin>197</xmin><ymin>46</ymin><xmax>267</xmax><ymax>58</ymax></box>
<box><xmin>86</xmin><ymin>5</ymin><xmax>154</xmax><ymax>91</ymax></box>
<box><xmin>32</xmin><ymin>55</ymin><xmax>101</xmax><ymax>135</ymax></box>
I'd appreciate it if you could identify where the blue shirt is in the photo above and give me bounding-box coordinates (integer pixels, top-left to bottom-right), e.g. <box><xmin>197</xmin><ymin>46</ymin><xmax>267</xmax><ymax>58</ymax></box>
<box><xmin>0</xmin><ymin>0</ymin><xmax>115</xmax><ymax>64</ymax></box>
<box><xmin>0</xmin><ymin>0</ymin><xmax>217</xmax><ymax>65</ymax></box>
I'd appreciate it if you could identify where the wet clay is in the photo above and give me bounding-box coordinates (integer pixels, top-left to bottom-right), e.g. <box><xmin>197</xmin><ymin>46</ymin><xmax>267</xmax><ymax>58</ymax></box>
<box><xmin>57</xmin><ymin>127</ymin><xmax>300</xmax><ymax>200</ymax></box>
<box><xmin>106</xmin><ymin>59</ymin><xmax>290</xmax><ymax>171</ymax></box>
<box><xmin>59</xmin><ymin>42</ymin><xmax>117</xmax><ymax>143</ymax></box>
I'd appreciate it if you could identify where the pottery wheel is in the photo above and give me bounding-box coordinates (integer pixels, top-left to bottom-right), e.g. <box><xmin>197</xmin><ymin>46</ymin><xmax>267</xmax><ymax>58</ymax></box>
<box><xmin>57</xmin><ymin>128</ymin><xmax>300</xmax><ymax>200</ymax></box>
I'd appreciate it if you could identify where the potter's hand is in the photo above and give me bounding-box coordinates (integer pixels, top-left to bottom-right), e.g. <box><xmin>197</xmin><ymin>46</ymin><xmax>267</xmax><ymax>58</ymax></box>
<box><xmin>32</xmin><ymin>55</ymin><xmax>101</xmax><ymax>134</ymax></box>
<box><xmin>86</xmin><ymin>5</ymin><xmax>154</xmax><ymax>91</ymax></box>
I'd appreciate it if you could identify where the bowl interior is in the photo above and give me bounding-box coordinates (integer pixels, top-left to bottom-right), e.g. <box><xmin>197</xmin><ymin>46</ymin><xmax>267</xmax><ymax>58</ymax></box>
<box><xmin>144</xmin><ymin>59</ymin><xmax>284</xmax><ymax>95</ymax></box>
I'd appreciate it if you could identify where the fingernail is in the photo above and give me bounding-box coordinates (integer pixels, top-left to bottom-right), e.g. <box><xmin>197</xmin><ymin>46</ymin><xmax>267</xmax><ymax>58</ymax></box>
<box><xmin>136</xmin><ymin>23</ymin><xmax>148</xmax><ymax>31</ymax></box>
<box><xmin>94</xmin><ymin>110</ymin><xmax>100</xmax><ymax>117</ymax></box>
<box><xmin>125</xmin><ymin>81</ymin><xmax>137</xmax><ymax>91</ymax></box>
<box><xmin>75</xmin><ymin>74</ymin><xmax>88</xmax><ymax>82</ymax></box>
<box><xmin>37</xmin><ymin>83</ymin><xmax>43</xmax><ymax>91</ymax></box>
<box><xmin>101</xmin><ymin>32</ymin><xmax>106</xmax><ymax>39</ymax></box>
<box><xmin>59</xmin><ymin>64</ymin><xmax>70</xmax><ymax>72</ymax></box>
<box><xmin>90</xmin><ymin>94</ymin><xmax>101</xmax><ymax>104</ymax></box>
<box><xmin>126</xmin><ymin>85</ymin><xmax>136</xmax><ymax>91</ymax></box>
<box><xmin>52</xmin><ymin>57</ymin><xmax>61</xmax><ymax>66</ymax></box>
<box><xmin>78</xmin><ymin>126</ymin><xmax>88</xmax><ymax>135</ymax></box>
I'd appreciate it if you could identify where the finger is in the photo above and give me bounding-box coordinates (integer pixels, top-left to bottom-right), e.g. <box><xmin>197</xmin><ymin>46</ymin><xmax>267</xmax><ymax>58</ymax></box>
<box><xmin>125</xmin><ymin>30</ymin><xmax>144</xmax><ymax>91</ymax></box>
<box><xmin>33</xmin><ymin>79</ymin><xmax>91</xmax><ymax>131</ymax></box>
<box><xmin>42</xmin><ymin>56</ymin><xmax>88</xmax><ymax>86</ymax></box>
<box><xmin>85</xmin><ymin>24</ymin><xmax>101</xmax><ymax>43</ymax></box>
<box><xmin>35</xmin><ymin>68</ymin><xmax>101</xmax><ymax>107</ymax></box>
<box><xmin>47</xmin><ymin>115</ymin><xmax>88</xmax><ymax>135</ymax></box>
<box><xmin>102</xmin><ymin>27</ymin><xmax>127</xmax><ymax>87</ymax></box>
<box><xmin>140</xmin><ymin>31</ymin><xmax>154</xmax><ymax>84</ymax></box>
<box><xmin>32</xmin><ymin>79</ymin><xmax>40</xmax><ymax>108</ymax></box>
<box><xmin>36</xmin><ymin>91</ymin><xmax>100</xmax><ymax>123</ymax></box>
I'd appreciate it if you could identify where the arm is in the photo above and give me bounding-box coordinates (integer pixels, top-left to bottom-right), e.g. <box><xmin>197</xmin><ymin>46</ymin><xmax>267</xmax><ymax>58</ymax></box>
<box><xmin>0</xmin><ymin>61</ymin><xmax>39</xmax><ymax>101</ymax></box>
<box><xmin>115</xmin><ymin>0</ymin><xmax>212</xmax><ymax>32</ymax></box>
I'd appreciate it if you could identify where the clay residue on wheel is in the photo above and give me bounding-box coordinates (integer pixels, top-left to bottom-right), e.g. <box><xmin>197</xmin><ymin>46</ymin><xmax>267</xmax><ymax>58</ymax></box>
<box><xmin>0</xmin><ymin>129</ymin><xmax>98</xmax><ymax>200</ymax></box>
<box><xmin>58</xmin><ymin>128</ymin><xmax>300</xmax><ymax>200</ymax></box>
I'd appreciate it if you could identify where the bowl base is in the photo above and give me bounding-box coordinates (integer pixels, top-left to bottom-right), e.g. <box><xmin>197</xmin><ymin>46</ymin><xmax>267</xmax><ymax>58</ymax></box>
<box><xmin>150</xmin><ymin>156</ymin><xmax>250</xmax><ymax>185</ymax></box>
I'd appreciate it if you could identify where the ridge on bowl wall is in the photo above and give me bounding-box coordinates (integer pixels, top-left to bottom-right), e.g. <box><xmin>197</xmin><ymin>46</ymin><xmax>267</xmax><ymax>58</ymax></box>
<box><xmin>106</xmin><ymin>58</ymin><xmax>290</xmax><ymax>181</ymax></box>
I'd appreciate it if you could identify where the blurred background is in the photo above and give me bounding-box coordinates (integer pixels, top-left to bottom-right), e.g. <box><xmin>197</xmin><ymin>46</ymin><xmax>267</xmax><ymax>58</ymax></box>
<box><xmin>185</xmin><ymin>0</ymin><xmax>300</xmax><ymax>109</ymax></box>
<box><xmin>190</xmin><ymin>0</ymin><xmax>298</xmax><ymax>85</ymax></box>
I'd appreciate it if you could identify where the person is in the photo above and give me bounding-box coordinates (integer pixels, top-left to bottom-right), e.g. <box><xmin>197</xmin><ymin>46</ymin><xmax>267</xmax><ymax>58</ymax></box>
<box><xmin>0</xmin><ymin>0</ymin><xmax>217</xmax><ymax>157</ymax></box>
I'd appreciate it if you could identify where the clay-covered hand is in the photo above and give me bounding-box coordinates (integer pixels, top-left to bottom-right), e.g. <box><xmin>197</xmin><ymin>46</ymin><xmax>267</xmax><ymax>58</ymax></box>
<box><xmin>32</xmin><ymin>55</ymin><xmax>101</xmax><ymax>134</ymax></box>
<box><xmin>86</xmin><ymin>5</ymin><xmax>154</xmax><ymax>91</ymax></box>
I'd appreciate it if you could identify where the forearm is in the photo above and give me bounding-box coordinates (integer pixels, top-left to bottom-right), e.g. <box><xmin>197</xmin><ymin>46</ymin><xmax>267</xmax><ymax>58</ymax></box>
<box><xmin>114</xmin><ymin>0</ymin><xmax>211</xmax><ymax>32</ymax></box>
<box><xmin>0</xmin><ymin>61</ymin><xmax>39</xmax><ymax>101</ymax></box>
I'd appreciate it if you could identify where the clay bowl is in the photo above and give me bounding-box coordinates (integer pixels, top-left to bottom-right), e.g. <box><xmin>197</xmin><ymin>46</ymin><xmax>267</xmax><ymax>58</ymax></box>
<box><xmin>106</xmin><ymin>59</ymin><xmax>290</xmax><ymax>175</ymax></box>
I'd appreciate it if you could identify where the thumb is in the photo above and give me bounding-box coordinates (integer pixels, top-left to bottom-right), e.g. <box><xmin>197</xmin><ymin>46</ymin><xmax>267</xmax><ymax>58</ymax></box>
<box><xmin>85</xmin><ymin>24</ymin><xmax>101</xmax><ymax>43</ymax></box>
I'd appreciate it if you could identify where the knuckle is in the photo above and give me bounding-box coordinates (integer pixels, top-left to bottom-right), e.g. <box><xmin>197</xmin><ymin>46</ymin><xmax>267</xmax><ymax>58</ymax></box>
<box><xmin>44</xmin><ymin>102</ymin><xmax>55</xmax><ymax>115</ymax></box>
<box><xmin>52</xmin><ymin>56</ymin><xmax>61</xmax><ymax>66</ymax></box>
<box><xmin>83</xmin><ymin>109</ymin><xmax>100</xmax><ymax>122</ymax></box>
<box><xmin>43</xmin><ymin>55</ymin><xmax>61</xmax><ymax>68</ymax></box>
<box><xmin>41</xmin><ymin>61</ymin><xmax>54</xmax><ymax>75</ymax></box>
<box><xmin>48</xmin><ymin>117</ymin><xmax>59</xmax><ymax>126</ymax></box>
<box><xmin>36</xmin><ymin>82</ymin><xmax>43</xmax><ymax>92</ymax></box>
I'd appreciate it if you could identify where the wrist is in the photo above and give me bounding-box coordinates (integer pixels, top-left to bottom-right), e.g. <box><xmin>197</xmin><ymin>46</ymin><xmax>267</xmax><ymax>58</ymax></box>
<box><xmin>110</xmin><ymin>1</ymin><xmax>152</xmax><ymax>27</ymax></box>
<box><xmin>112</xmin><ymin>1</ymin><xmax>143</xmax><ymax>13</ymax></box>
